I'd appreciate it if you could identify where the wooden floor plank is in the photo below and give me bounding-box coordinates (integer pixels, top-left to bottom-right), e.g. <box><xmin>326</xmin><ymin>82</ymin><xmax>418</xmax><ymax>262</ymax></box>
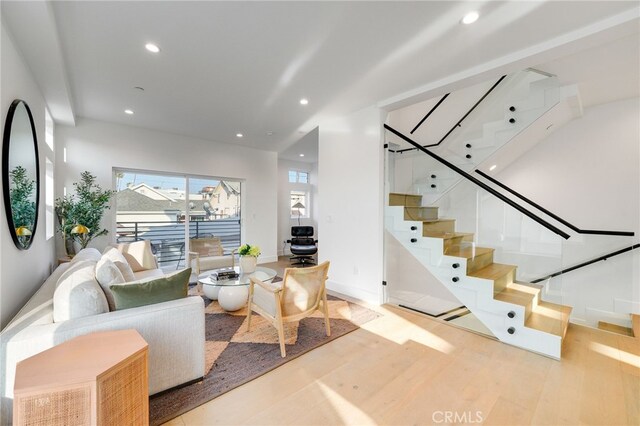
<box><xmin>170</xmin><ymin>303</ymin><xmax>640</xmax><ymax>426</ymax></box>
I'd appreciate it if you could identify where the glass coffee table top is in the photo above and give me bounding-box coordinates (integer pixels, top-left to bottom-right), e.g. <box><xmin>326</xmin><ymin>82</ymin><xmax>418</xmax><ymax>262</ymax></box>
<box><xmin>198</xmin><ymin>266</ymin><xmax>277</xmax><ymax>287</ymax></box>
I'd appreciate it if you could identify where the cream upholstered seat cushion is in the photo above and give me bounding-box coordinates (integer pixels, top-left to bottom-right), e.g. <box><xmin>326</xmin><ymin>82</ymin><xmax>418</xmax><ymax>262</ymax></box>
<box><xmin>95</xmin><ymin>257</ymin><xmax>126</xmax><ymax>310</ymax></box>
<box><xmin>53</xmin><ymin>260</ymin><xmax>109</xmax><ymax>322</ymax></box>
<box><xmin>133</xmin><ymin>268</ymin><xmax>165</xmax><ymax>281</ymax></box>
<box><xmin>252</xmin><ymin>281</ymin><xmax>282</xmax><ymax>317</ymax></box>
<box><xmin>103</xmin><ymin>246</ymin><xmax>136</xmax><ymax>281</ymax></box>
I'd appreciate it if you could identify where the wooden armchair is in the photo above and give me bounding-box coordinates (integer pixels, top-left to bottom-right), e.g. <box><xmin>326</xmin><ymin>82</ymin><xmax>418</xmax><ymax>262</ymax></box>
<box><xmin>247</xmin><ymin>261</ymin><xmax>330</xmax><ymax>357</ymax></box>
<box><xmin>188</xmin><ymin>236</ymin><xmax>236</xmax><ymax>275</ymax></box>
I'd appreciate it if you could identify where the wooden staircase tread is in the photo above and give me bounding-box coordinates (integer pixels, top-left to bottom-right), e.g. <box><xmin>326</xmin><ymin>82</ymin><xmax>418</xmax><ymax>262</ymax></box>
<box><xmin>598</xmin><ymin>321</ymin><xmax>635</xmax><ymax>337</ymax></box>
<box><xmin>389</xmin><ymin>193</ymin><xmax>423</xmax><ymax>207</ymax></box>
<box><xmin>506</xmin><ymin>282</ymin><xmax>540</xmax><ymax>295</ymax></box>
<box><xmin>422</xmin><ymin>218</ymin><xmax>455</xmax><ymax>223</ymax></box>
<box><xmin>494</xmin><ymin>285</ymin><xmax>537</xmax><ymax>307</ymax></box>
<box><xmin>632</xmin><ymin>314</ymin><xmax>640</xmax><ymax>339</ymax></box>
<box><xmin>389</xmin><ymin>192</ymin><xmax>422</xmax><ymax>198</ymax></box>
<box><xmin>513</xmin><ymin>281</ymin><xmax>544</xmax><ymax>291</ymax></box>
<box><xmin>526</xmin><ymin>301</ymin><xmax>572</xmax><ymax>338</ymax></box>
<box><xmin>469</xmin><ymin>263</ymin><xmax>517</xmax><ymax>280</ymax></box>
<box><xmin>423</xmin><ymin>231</ymin><xmax>467</xmax><ymax>240</ymax></box>
<box><xmin>536</xmin><ymin>300</ymin><xmax>572</xmax><ymax>315</ymax></box>
<box><xmin>445</xmin><ymin>246</ymin><xmax>494</xmax><ymax>259</ymax></box>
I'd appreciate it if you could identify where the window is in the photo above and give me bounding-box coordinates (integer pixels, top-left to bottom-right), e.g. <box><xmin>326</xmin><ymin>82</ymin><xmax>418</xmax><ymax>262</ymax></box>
<box><xmin>288</xmin><ymin>170</ymin><xmax>309</xmax><ymax>184</ymax></box>
<box><xmin>290</xmin><ymin>191</ymin><xmax>307</xmax><ymax>218</ymax></box>
<box><xmin>114</xmin><ymin>169</ymin><xmax>242</xmax><ymax>271</ymax></box>
<box><xmin>45</xmin><ymin>109</ymin><xmax>54</xmax><ymax>239</ymax></box>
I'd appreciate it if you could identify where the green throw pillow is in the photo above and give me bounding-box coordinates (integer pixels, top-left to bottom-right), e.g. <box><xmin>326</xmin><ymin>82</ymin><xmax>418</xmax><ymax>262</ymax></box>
<box><xmin>110</xmin><ymin>268</ymin><xmax>191</xmax><ymax>310</ymax></box>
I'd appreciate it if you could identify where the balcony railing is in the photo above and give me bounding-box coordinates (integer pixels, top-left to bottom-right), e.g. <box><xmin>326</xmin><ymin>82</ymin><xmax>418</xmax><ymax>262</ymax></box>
<box><xmin>116</xmin><ymin>218</ymin><xmax>241</xmax><ymax>267</ymax></box>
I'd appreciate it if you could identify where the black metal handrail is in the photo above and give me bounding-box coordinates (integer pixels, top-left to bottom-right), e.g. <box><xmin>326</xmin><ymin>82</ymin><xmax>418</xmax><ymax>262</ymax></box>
<box><xmin>475</xmin><ymin>169</ymin><xmax>635</xmax><ymax>237</ymax></box>
<box><xmin>384</xmin><ymin>124</ymin><xmax>571</xmax><ymax>239</ymax></box>
<box><xmin>531</xmin><ymin>244</ymin><xmax>640</xmax><ymax>283</ymax></box>
<box><xmin>395</xmin><ymin>75</ymin><xmax>507</xmax><ymax>154</ymax></box>
<box><xmin>410</xmin><ymin>93</ymin><xmax>450</xmax><ymax>134</ymax></box>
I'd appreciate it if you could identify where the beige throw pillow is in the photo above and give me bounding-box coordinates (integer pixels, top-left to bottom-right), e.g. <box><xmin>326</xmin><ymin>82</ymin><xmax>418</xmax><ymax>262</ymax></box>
<box><xmin>70</xmin><ymin>248</ymin><xmax>102</xmax><ymax>263</ymax></box>
<box><xmin>53</xmin><ymin>260</ymin><xmax>109</xmax><ymax>322</ymax></box>
<box><xmin>102</xmin><ymin>247</ymin><xmax>136</xmax><ymax>282</ymax></box>
<box><xmin>95</xmin><ymin>256</ymin><xmax>126</xmax><ymax>310</ymax></box>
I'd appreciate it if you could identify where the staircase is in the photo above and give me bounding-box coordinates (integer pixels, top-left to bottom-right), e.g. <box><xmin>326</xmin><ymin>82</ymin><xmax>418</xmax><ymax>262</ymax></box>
<box><xmin>387</xmin><ymin>192</ymin><xmax>572</xmax><ymax>359</ymax></box>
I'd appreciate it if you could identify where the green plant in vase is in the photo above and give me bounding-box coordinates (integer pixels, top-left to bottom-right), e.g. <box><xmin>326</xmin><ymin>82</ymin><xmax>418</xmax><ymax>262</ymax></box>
<box><xmin>55</xmin><ymin>171</ymin><xmax>114</xmax><ymax>252</ymax></box>
<box><xmin>9</xmin><ymin>166</ymin><xmax>36</xmax><ymax>243</ymax></box>
<box><xmin>238</xmin><ymin>243</ymin><xmax>260</xmax><ymax>274</ymax></box>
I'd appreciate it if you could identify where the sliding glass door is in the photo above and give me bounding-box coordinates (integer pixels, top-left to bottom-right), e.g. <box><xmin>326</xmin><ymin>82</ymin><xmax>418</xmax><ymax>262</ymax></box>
<box><xmin>114</xmin><ymin>170</ymin><xmax>241</xmax><ymax>271</ymax></box>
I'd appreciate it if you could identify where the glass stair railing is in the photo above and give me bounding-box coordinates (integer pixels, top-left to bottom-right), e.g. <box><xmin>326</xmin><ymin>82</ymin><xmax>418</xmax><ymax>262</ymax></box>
<box><xmin>387</xmin><ymin>69</ymin><xmax>563</xmax><ymax>205</ymax></box>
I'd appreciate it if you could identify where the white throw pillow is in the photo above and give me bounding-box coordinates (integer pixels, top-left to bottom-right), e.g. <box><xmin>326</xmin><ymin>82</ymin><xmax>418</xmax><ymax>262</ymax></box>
<box><xmin>102</xmin><ymin>247</ymin><xmax>136</xmax><ymax>282</ymax></box>
<box><xmin>53</xmin><ymin>260</ymin><xmax>109</xmax><ymax>322</ymax></box>
<box><xmin>95</xmin><ymin>256</ymin><xmax>126</xmax><ymax>311</ymax></box>
<box><xmin>70</xmin><ymin>248</ymin><xmax>102</xmax><ymax>263</ymax></box>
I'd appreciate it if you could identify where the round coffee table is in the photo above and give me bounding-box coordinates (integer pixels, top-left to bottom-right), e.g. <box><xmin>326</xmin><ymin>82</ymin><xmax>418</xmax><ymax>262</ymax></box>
<box><xmin>197</xmin><ymin>266</ymin><xmax>277</xmax><ymax>311</ymax></box>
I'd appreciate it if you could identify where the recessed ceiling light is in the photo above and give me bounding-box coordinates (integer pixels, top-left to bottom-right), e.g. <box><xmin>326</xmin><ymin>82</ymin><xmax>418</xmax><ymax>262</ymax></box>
<box><xmin>489</xmin><ymin>164</ymin><xmax>497</xmax><ymax>171</ymax></box>
<box><xmin>145</xmin><ymin>43</ymin><xmax>160</xmax><ymax>53</ymax></box>
<box><xmin>299</xmin><ymin>154</ymin><xmax>305</xmax><ymax>157</ymax></box>
<box><xmin>266</xmin><ymin>131</ymin><xmax>274</xmax><ymax>136</ymax></box>
<box><xmin>299</xmin><ymin>98</ymin><xmax>309</xmax><ymax>105</ymax></box>
<box><xmin>124</xmin><ymin>109</ymin><xmax>134</xmax><ymax>115</ymax></box>
<box><xmin>461</xmin><ymin>11</ymin><xmax>479</xmax><ymax>24</ymax></box>
<box><xmin>236</xmin><ymin>133</ymin><xmax>243</xmax><ymax>138</ymax></box>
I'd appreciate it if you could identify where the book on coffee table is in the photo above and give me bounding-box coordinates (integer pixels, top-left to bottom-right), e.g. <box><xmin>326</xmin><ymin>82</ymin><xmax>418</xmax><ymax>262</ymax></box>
<box><xmin>210</xmin><ymin>268</ymin><xmax>239</xmax><ymax>281</ymax></box>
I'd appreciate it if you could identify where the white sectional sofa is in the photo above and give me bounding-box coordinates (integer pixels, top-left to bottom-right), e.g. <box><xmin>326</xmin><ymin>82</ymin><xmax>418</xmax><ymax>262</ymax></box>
<box><xmin>0</xmin><ymin>241</ymin><xmax>205</xmax><ymax>424</ymax></box>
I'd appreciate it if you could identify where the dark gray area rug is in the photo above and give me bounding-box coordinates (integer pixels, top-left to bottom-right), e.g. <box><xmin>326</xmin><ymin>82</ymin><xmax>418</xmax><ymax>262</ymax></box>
<box><xmin>149</xmin><ymin>284</ymin><xmax>380</xmax><ymax>425</ymax></box>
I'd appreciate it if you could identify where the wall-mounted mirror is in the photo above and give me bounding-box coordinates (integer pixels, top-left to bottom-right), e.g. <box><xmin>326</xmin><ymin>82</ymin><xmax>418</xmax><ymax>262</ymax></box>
<box><xmin>2</xmin><ymin>99</ymin><xmax>40</xmax><ymax>250</ymax></box>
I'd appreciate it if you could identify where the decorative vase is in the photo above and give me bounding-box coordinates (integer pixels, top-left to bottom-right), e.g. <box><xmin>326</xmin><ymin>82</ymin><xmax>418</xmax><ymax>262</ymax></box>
<box><xmin>65</xmin><ymin>237</ymin><xmax>76</xmax><ymax>258</ymax></box>
<box><xmin>240</xmin><ymin>256</ymin><xmax>257</xmax><ymax>274</ymax></box>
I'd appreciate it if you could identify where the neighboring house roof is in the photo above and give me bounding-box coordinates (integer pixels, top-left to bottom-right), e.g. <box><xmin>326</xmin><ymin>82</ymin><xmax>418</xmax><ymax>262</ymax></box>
<box><xmin>220</xmin><ymin>180</ymin><xmax>240</xmax><ymax>196</ymax></box>
<box><xmin>117</xmin><ymin>189</ymin><xmax>175</xmax><ymax>211</ymax></box>
<box><xmin>117</xmin><ymin>189</ymin><xmax>210</xmax><ymax>213</ymax></box>
<box><xmin>129</xmin><ymin>183</ymin><xmax>176</xmax><ymax>201</ymax></box>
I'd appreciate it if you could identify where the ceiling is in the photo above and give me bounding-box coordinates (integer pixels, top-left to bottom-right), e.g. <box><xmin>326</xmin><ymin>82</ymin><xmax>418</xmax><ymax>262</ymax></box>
<box><xmin>2</xmin><ymin>1</ymin><xmax>638</xmax><ymax>158</ymax></box>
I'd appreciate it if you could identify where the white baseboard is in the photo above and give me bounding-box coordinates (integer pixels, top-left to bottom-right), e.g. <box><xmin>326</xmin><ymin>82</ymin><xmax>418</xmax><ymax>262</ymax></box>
<box><xmin>326</xmin><ymin>280</ymin><xmax>381</xmax><ymax>305</ymax></box>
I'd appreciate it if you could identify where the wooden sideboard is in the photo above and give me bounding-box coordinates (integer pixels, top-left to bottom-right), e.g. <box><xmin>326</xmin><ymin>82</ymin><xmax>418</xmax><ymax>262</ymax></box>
<box><xmin>13</xmin><ymin>329</ymin><xmax>149</xmax><ymax>425</ymax></box>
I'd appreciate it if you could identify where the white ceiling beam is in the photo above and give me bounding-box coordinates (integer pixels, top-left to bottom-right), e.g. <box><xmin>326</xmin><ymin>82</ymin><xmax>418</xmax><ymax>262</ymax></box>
<box><xmin>2</xmin><ymin>0</ymin><xmax>76</xmax><ymax>125</ymax></box>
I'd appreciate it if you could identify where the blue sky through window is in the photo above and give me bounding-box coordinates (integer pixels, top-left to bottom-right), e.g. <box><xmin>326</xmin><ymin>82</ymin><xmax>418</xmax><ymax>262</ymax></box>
<box><xmin>116</xmin><ymin>172</ymin><xmax>219</xmax><ymax>193</ymax></box>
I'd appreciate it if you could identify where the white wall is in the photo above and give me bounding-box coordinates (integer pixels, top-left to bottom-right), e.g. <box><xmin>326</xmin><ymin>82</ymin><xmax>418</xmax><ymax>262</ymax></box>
<box><xmin>277</xmin><ymin>159</ymin><xmax>318</xmax><ymax>256</ymax></box>
<box><xmin>318</xmin><ymin>106</ymin><xmax>385</xmax><ymax>303</ymax></box>
<box><xmin>55</xmin><ymin>118</ymin><xmax>278</xmax><ymax>263</ymax></box>
<box><xmin>0</xmin><ymin>23</ymin><xmax>56</xmax><ymax>328</ymax></box>
<box><xmin>496</xmin><ymin>98</ymin><xmax>640</xmax><ymax>325</ymax></box>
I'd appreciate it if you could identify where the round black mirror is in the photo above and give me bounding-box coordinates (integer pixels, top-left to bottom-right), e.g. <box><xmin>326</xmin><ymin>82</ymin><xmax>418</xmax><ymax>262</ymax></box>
<box><xmin>2</xmin><ymin>99</ymin><xmax>40</xmax><ymax>250</ymax></box>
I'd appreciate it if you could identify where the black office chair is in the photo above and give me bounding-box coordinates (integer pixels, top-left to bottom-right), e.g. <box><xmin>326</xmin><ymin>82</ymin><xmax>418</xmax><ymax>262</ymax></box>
<box><xmin>288</xmin><ymin>226</ymin><xmax>317</xmax><ymax>267</ymax></box>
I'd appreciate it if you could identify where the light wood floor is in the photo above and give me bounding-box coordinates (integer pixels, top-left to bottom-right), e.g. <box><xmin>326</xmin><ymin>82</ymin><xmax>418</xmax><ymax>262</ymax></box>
<box><xmin>169</xmin><ymin>260</ymin><xmax>639</xmax><ymax>425</ymax></box>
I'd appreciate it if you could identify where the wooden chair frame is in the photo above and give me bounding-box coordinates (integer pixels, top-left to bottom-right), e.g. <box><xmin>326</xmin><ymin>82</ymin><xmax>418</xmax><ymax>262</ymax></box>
<box><xmin>247</xmin><ymin>261</ymin><xmax>331</xmax><ymax>357</ymax></box>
